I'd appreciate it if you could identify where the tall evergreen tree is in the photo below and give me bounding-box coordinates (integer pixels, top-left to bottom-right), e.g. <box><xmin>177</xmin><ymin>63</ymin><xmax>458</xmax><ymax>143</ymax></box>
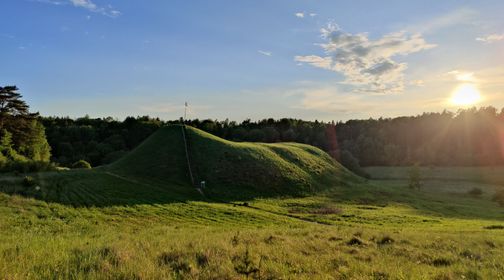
<box><xmin>0</xmin><ymin>86</ymin><xmax>32</xmax><ymax>128</ymax></box>
<box><xmin>0</xmin><ymin>86</ymin><xmax>50</xmax><ymax>163</ymax></box>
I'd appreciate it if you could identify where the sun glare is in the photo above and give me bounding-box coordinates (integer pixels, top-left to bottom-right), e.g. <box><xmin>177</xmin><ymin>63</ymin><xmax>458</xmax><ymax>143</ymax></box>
<box><xmin>450</xmin><ymin>84</ymin><xmax>482</xmax><ymax>106</ymax></box>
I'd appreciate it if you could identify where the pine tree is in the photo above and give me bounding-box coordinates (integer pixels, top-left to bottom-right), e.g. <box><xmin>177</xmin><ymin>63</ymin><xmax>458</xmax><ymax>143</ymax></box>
<box><xmin>0</xmin><ymin>86</ymin><xmax>50</xmax><ymax>163</ymax></box>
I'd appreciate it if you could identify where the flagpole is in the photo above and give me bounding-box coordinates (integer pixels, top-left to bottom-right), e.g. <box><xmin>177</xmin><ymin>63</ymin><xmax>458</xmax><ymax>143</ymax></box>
<box><xmin>184</xmin><ymin>102</ymin><xmax>187</xmax><ymax>121</ymax></box>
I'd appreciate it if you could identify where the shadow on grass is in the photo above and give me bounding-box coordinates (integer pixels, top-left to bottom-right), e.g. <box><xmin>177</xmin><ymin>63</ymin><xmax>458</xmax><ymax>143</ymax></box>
<box><xmin>0</xmin><ymin>169</ymin><xmax>201</xmax><ymax>207</ymax></box>
<box><xmin>2</xmin><ymin>168</ymin><xmax>503</xmax><ymax>225</ymax></box>
<box><xmin>0</xmin><ymin>167</ymin><xmax>355</xmax><ymax>208</ymax></box>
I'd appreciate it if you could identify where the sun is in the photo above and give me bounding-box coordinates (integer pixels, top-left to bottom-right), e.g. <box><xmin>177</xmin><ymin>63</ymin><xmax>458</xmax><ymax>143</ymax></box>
<box><xmin>450</xmin><ymin>84</ymin><xmax>482</xmax><ymax>106</ymax></box>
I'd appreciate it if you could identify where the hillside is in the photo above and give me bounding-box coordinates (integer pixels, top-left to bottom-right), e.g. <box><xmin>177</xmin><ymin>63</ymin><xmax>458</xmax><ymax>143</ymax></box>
<box><xmin>0</xmin><ymin>125</ymin><xmax>357</xmax><ymax>207</ymax></box>
<box><xmin>108</xmin><ymin>124</ymin><xmax>359</xmax><ymax>199</ymax></box>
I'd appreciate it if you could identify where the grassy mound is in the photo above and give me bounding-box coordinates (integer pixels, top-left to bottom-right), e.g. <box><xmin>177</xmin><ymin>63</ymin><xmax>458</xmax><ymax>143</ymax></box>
<box><xmin>0</xmin><ymin>125</ymin><xmax>357</xmax><ymax>206</ymax></box>
<box><xmin>108</xmin><ymin>125</ymin><xmax>358</xmax><ymax>199</ymax></box>
<box><xmin>185</xmin><ymin>126</ymin><xmax>358</xmax><ymax>198</ymax></box>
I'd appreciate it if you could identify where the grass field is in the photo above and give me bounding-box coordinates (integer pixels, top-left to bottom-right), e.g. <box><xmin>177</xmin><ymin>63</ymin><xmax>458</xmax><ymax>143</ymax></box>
<box><xmin>1</xmin><ymin>127</ymin><xmax>504</xmax><ymax>279</ymax></box>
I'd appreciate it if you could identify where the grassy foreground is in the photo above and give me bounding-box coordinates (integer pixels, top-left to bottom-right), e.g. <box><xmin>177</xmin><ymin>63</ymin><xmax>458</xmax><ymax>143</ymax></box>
<box><xmin>1</xmin><ymin>127</ymin><xmax>504</xmax><ymax>279</ymax></box>
<box><xmin>1</xmin><ymin>166</ymin><xmax>504</xmax><ymax>279</ymax></box>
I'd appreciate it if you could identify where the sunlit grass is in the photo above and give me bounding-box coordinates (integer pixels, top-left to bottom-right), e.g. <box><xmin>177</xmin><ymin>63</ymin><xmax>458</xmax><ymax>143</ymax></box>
<box><xmin>1</xmin><ymin>166</ymin><xmax>504</xmax><ymax>278</ymax></box>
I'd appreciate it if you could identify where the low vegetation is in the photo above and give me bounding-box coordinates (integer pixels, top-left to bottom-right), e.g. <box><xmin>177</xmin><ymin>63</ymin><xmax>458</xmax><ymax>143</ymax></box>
<box><xmin>1</xmin><ymin>126</ymin><xmax>504</xmax><ymax>278</ymax></box>
<box><xmin>72</xmin><ymin>160</ymin><xmax>92</xmax><ymax>169</ymax></box>
<box><xmin>1</xmin><ymin>166</ymin><xmax>504</xmax><ymax>279</ymax></box>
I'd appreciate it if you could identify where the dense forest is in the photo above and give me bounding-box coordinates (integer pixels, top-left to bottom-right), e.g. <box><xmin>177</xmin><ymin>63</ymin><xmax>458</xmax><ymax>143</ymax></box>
<box><xmin>3</xmin><ymin>86</ymin><xmax>504</xmax><ymax>175</ymax></box>
<box><xmin>41</xmin><ymin>116</ymin><xmax>163</xmax><ymax>167</ymax></box>
<box><xmin>40</xmin><ymin>107</ymin><xmax>504</xmax><ymax>176</ymax></box>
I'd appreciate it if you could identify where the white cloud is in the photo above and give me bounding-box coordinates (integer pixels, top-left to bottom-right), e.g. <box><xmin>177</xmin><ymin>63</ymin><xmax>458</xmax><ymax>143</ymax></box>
<box><xmin>33</xmin><ymin>0</ymin><xmax>121</xmax><ymax>17</ymax></box>
<box><xmin>258</xmin><ymin>50</ymin><xmax>272</xmax><ymax>56</ymax></box>
<box><xmin>476</xmin><ymin>34</ymin><xmax>504</xmax><ymax>44</ymax></box>
<box><xmin>295</xmin><ymin>12</ymin><xmax>317</xmax><ymax>19</ymax></box>
<box><xmin>446</xmin><ymin>70</ymin><xmax>477</xmax><ymax>82</ymax></box>
<box><xmin>70</xmin><ymin>0</ymin><xmax>96</xmax><ymax>10</ymax></box>
<box><xmin>32</xmin><ymin>0</ymin><xmax>66</xmax><ymax>5</ymax></box>
<box><xmin>287</xmin><ymin>83</ymin><xmax>444</xmax><ymax>119</ymax></box>
<box><xmin>295</xmin><ymin>23</ymin><xmax>436</xmax><ymax>93</ymax></box>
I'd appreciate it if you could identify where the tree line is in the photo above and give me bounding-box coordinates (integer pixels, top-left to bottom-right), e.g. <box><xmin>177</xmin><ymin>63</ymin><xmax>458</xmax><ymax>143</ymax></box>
<box><xmin>40</xmin><ymin>116</ymin><xmax>163</xmax><ymax>167</ymax></box>
<box><xmin>3</xmin><ymin>85</ymin><xmax>504</xmax><ymax>175</ymax></box>
<box><xmin>177</xmin><ymin>107</ymin><xmax>504</xmax><ymax>175</ymax></box>
<box><xmin>39</xmin><ymin>106</ymin><xmax>504</xmax><ymax>176</ymax></box>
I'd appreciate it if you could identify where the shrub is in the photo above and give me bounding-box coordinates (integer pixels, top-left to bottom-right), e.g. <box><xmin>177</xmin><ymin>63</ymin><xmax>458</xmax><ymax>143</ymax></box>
<box><xmin>493</xmin><ymin>190</ymin><xmax>504</xmax><ymax>207</ymax></box>
<box><xmin>467</xmin><ymin>187</ymin><xmax>483</xmax><ymax>196</ymax></box>
<box><xmin>72</xmin><ymin>160</ymin><xmax>92</xmax><ymax>169</ymax></box>
<box><xmin>22</xmin><ymin>176</ymin><xmax>36</xmax><ymax>187</ymax></box>
<box><xmin>408</xmin><ymin>164</ymin><xmax>422</xmax><ymax>190</ymax></box>
<box><xmin>233</xmin><ymin>248</ymin><xmax>259</xmax><ymax>279</ymax></box>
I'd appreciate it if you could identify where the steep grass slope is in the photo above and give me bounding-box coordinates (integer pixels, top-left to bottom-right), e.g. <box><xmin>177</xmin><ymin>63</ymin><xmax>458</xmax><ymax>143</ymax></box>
<box><xmin>185</xmin><ymin>126</ymin><xmax>359</xmax><ymax>198</ymax></box>
<box><xmin>108</xmin><ymin>125</ymin><xmax>358</xmax><ymax>199</ymax></box>
<box><xmin>107</xmin><ymin>125</ymin><xmax>191</xmax><ymax>186</ymax></box>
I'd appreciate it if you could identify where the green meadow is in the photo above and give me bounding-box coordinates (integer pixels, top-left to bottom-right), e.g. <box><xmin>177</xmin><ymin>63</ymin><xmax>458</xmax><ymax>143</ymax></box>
<box><xmin>1</xmin><ymin>126</ymin><xmax>504</xmax><ymax>279</ymax></box>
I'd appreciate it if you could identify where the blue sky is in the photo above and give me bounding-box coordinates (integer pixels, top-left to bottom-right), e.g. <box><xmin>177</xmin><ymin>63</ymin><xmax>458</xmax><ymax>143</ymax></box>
<box><xmin>1</xmin><ymin>0</ymin><xmax>503</xmax><ymax>121</ymax></box>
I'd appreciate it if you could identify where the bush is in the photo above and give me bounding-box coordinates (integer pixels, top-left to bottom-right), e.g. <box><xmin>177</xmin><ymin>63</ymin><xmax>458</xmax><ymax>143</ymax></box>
<box><xmin>467</xmin><ymin>187</ymin><xmax>483</xmax><ymax>197</ymax></box>
<box><xmin>72</xmin><ymin>160</ymin><xmax>92</xmax><ymax>169</ymax></box>
<box><xmin>22</xmin><ymin>176</ymin><xmax>37</xmax><ymax>187</ymax></box>
<box><xmin>408</xmin><ymin>164</ymin><xmax>422</xmax><ymax>190</ymax></box>
<box><xmin>492</xmin><ymin>190</ymin><xmax>504</xmax><ymax>207</ymax></box>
